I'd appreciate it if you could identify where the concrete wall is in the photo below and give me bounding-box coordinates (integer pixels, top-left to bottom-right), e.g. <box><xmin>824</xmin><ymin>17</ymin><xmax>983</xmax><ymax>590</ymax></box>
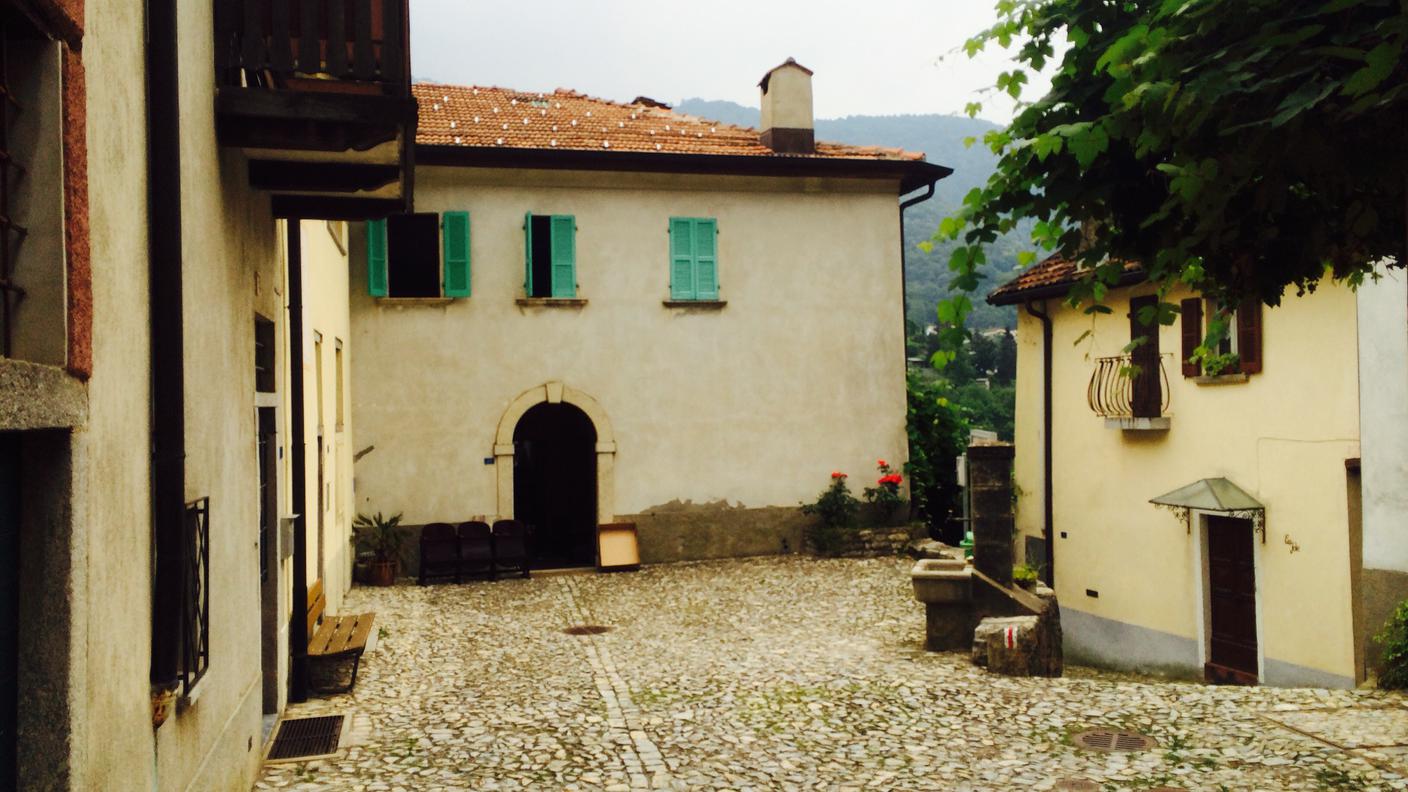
<box><xmin>1013</xmin><ymin>281</ymin><xmax>1362</xmax><ymax>687</ymax></box>
<box><xmin>350</xmin><ymin>166</ymin><xmax>908</xmax><ymax>562</ymax></box>
<box><xmin>301</xmin><ymin>220</ymin><xmax>355</xmax><ymax>613</ymax></box>
<box><xmin>75</xmin><ymin>1</ymin><xmax>278</xmax><ymax>789</ymax></box>
<box><xmin>1356</xmin><ymin>269</ymin><xmax>1408</xmax><ymax>678</ymax></box>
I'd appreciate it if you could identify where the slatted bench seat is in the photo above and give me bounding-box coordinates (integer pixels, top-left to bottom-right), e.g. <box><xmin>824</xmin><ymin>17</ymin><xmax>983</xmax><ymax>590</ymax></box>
<box><xmin>306</xmin><ymin>580</ymin><xmax>375</xmax><ymax>694</ymax></box>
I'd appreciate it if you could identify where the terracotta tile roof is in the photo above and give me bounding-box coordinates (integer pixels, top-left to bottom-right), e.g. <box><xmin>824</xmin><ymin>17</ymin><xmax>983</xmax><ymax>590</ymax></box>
<box><xmin>987</xmin><ymin>254</ymin><xmax>1144</xmax><ymax>305</ymax></box>
<box><xmin>413</xmin><ymin>83</ymin><xmax>925</xmax><ymax>162</ymax></box>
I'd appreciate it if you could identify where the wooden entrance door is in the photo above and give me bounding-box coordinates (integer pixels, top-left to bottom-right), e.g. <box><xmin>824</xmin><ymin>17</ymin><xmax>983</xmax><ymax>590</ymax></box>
<box><xmin>1206</xmin><ymin>516</ymin><xmax>1258</xmax><ymax>684</ymax></box>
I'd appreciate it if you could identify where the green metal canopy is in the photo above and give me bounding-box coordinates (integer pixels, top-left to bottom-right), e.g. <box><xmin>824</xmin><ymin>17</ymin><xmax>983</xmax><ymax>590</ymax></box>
<box><xmin>1149</xmin><ymin>477</ymin><xmax>1264</xmax><ymax>512</ymax></box>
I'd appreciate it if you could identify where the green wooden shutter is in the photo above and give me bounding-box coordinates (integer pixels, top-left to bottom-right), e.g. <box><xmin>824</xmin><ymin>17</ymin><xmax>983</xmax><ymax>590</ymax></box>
<box><xmin>549</xmin><ymin>215</ymin><xmax>576</xmax><ymax>298</ymax></box>
<box><xmin>442</xmin><ymin>211</ymin><xmax>471</xmax><ymax>298</ymax></box>
<box><xmin>366</xmin><ymin>219</ymin><xmax>388</xmax><ymax>297</ymax></box>
<box><xmin>669</xmin><ymin>217</ymin><xmax>695</xmax><ymax>300</ymax></box>
<box><xmin>693</xmin><ymin>218</ymin><xmax>718</xmax><ymax>300</ymax></box>
<box><xmin>523</xmin><ymin>212</ymin><xmax>534</xmax><ymax>296</ymax></box>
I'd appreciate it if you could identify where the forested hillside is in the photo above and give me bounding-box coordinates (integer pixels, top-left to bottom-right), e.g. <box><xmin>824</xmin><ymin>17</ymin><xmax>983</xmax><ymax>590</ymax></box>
<box><xmin>676</xmin><ymin>98</ymin><xmax>1025</xmax><ymax>329</ymax></box>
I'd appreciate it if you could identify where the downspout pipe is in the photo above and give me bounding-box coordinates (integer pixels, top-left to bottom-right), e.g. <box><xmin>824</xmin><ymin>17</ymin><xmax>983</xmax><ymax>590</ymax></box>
<box><xmin>287</xmin><ymin>221</ymin><xmax>309</xmax><ymax>703</ymax></box>
<box><xmin>898</xmin><ymin>180</ymin><xmax>938</xmax><ymax>355</ymax></box>
<box><xmin>147</xmin><ymin>0</ymin><xmax>184</xmax><ymax>688</ymax></box>
<box><xmin>1024</xmin><ymin>300</ymin><xmax>1055</xmax><ymax>587</ymax></box>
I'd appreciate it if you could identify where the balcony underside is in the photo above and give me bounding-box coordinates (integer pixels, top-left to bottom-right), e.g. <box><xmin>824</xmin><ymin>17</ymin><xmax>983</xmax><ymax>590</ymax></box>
<box><xmin>216</xmin><ymin>87</ymin><xmax>416</xmax><ymax>220</ymax></box>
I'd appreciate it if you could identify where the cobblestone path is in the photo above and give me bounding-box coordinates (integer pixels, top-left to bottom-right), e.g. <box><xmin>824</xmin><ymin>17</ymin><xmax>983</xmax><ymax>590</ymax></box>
<box><xmin>256</xmin><ymin>556</ymin><xmax>1408</xmax><ymax>791</ymax></box>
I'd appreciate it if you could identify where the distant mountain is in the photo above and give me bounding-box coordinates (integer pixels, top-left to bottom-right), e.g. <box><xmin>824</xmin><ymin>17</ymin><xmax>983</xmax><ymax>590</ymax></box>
<box><xmin>676</xmin><ymin>98</ymin><xmax>1022</xmax><ymax>329</ymax></box>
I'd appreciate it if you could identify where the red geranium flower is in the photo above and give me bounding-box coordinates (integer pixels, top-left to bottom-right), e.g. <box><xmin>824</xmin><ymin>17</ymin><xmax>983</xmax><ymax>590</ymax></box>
<box><xmin>877</xmin><ymin>459</ymin><xmax>888</xmax><ymax>468</ymax></box>
<box><xmin>831</xmin><ymin>471</ymin><xmax>846</xmax><ymax>479</ymax></box>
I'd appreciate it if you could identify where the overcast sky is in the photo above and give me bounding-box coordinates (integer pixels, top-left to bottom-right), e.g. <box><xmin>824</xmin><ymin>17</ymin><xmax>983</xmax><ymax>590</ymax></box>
<box><xmin>409</xmin><ymin>0</ymin><xmax>1046</xmax><ymax>123</ymax></box>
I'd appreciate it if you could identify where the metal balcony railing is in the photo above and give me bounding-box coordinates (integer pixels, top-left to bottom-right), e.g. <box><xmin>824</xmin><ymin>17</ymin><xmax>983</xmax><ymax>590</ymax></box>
<box><xmin>1088</xmin><ymin>353</ymin><xmax>1171</xmax><ymax>419</ymax></box>
<box><xmin>181</xmin><ymin>497</ymin><xmax>211</xmax><ymax>695</ymax></box>
<box><xmin>214</xmin><ymin>0</ymin><xmax>409</xmax><ymax>93</ymax></box>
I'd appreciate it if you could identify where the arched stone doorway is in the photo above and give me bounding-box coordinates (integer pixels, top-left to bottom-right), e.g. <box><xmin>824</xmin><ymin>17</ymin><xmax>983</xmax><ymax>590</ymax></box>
<box><xmin>513</xmin><ymin>402</ymin><xmax>597</xmax><ymax>567</ymax></box>
<box><xmin>493</xmin><ymin>382</ymin><xmax>617</xmax><ymax>566</ymax></box>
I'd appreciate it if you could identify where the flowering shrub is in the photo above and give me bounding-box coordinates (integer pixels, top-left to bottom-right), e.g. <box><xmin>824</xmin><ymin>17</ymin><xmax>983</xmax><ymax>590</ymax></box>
<box><xmin>802</xmin><ymin>472</ymin><xmax>860</xmax><ymax>556</ymax></box>
<box><xmin>863</xmin><ymin>459</ymin><xmax>906</xmax><ymax>514</ymax></box>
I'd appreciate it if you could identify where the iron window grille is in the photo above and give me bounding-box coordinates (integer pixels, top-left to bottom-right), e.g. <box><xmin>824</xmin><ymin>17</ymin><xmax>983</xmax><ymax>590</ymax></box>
<box><xmin>0</xmin><ymin>22</ymin><xmax>29</xmax><ymax>359</ymax></box>
<box><xmin>1087</xmin><ymin>353</ymin><xmax>1172</xmax><ymax>419</ymax></box>
<box><xmin>181</xmin><ymin>497</ymin><xmax>211</xmax><ymax>695</ymax></box>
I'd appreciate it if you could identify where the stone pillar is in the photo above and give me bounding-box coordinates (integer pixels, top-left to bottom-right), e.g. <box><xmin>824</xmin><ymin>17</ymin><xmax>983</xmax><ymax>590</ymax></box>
<box><xmin>968</xmin><ymin>442</ymin><xmax>1015</xmax><ymax>588</ymax></box>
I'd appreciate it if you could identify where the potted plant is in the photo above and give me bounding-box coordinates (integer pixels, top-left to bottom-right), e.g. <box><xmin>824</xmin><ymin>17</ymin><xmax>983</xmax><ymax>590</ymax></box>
<box><xmin>353</xmin><ymin>511</ymin><xmax>404</xmax><ymax>586</ymax></box>
<box><xmin>1012</xmin><ymin>563</ymin><xmax>1040</xmax><ymax>591</ymax></box>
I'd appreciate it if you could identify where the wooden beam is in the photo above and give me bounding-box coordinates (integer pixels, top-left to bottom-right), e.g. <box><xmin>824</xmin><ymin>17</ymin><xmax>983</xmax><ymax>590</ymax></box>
<box><xmin>270</xmin><ymin>194</ymin><xmax>408</xmax><ymax>220</ymax></box>
<box><xmin>215</xmin><ymin>87</ymin><xmax>413</xmax><ymax>125</ymax></box>
<box><xmin>248</xmin><ymin>160</ymin><xmax>401</xmax><ymax>193</ymax></box>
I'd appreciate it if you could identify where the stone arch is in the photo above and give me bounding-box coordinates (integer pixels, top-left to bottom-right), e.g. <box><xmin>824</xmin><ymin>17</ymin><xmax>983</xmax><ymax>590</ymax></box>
<box><xmin>492</xmin><ymin>381</ymin><xmax>617</xmax><ymax>523</ymax></box>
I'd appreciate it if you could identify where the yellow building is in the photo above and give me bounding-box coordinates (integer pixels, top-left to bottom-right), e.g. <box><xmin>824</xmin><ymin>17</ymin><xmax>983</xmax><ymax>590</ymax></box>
<box><xmin>991</xmin><ymin>255</ymin><xmax>1407</xmax><ymax>688</ymax></box>
<box><xmin>348</xmin><ymin>63</ymin><xmax>949</xmax><ymax>567</ymax></box>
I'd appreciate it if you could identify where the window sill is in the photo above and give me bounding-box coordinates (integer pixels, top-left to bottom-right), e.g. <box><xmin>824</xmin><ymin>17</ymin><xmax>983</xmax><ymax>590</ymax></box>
<box><xmin>516</xmin><ymin>297</ymin><xmax>587</xmax><ymax>308</ymax></box>
<box><xmin>1193</xmin><ymin>373</ymin><xmax>1249</xmax><ymax>385</ymax></box>
<box><xmin>375</xmin><ymin>297</ymin><xmax>456</xmax><ymax>306</ymax></box>
<box><xmin>1104</xmin><ymin>416</ymin><xmax>1171</xmax><ymax>431</ymax></box>
<box><xmin>663</xmin><ymin>299</ymin><xmax>727</xmax><ymax>309</ymax></box>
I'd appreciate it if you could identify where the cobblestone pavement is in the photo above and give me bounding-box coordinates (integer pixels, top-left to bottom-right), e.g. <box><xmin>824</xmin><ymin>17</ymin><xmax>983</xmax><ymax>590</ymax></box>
<box><xmin>257</xmin><ymin>556</ymin><xmax>1408</xmax><ymax>791</ymax></box>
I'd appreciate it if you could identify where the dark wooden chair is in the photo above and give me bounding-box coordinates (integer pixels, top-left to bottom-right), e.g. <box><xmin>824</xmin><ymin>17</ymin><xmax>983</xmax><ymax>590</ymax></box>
<box><xmin>418</xmin><ymin>522</ymin><xmax>458</xmax><ymax>586</ymax></box>
<box><xmin>491</xmin><ymin>519</ymin><xmax>530</xmax><ymax>579</ymax></box>
<box><xmin>456</xmin><ymin>521</ymin><xmax>494</xmax><ymax>581</ymax></box>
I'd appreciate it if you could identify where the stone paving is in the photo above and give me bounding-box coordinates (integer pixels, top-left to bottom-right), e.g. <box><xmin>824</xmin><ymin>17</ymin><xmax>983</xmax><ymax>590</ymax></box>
<box><xmin>257</xmin><ymin>556</ymin><xmax>1408</xmax><ymax>791</ymax></box>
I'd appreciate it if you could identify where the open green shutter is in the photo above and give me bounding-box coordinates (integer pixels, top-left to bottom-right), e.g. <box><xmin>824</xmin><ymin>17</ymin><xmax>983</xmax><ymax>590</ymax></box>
<box><xmin>669</xmin><ymin>217</ymin><xmax>695</xmax><ymax>300</ymax></box>
<box><xmin>442</xmin><ymin>211</ymin><xmax>471</xmax><ymax>298</ymax></box>
<box><xmin>693</xmin><ymin>219</ymin><xmax>718</xmax><ymax>300</ymax></box>
<box><xmin>549</xmin><ymin>215</ymin><xmax>576</xmax><ymax>298</ymax></box>
<box><xmin>523</xmin><ymin>212</ymin><xmax>534</xmax><ymax>295</ymax></box>
<box><xmin>366</xmin><ymin>219</ymin><xmax>388</xmax><ymax>297</ymax></box>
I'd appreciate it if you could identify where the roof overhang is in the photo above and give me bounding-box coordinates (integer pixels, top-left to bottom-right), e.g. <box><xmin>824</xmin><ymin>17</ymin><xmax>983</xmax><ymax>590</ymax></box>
<box><xmin>987</xmin><ymin>268</ymin><xmax>1147</xmax><ymax>306</ymax></box>
<box><xmin>415</xmin><ymin>145</ymin><xmax>951</xmax><ymax>195</ymax></box>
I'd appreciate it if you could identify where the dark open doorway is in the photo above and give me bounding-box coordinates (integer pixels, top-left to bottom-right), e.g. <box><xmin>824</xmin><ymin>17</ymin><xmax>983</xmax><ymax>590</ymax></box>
<box><xmin>513</xmin><ymin>403</ymin><xmax>597</xmax><ymax>568</ymax></box>
<box><xmin>0</xmin><ymin>433</ymin><xmax>17</xmax><ymax>788</ymax></box>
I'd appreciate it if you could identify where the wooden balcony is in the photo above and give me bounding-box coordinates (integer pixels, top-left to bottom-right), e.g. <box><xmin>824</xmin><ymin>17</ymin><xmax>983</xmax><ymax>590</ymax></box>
<box><xmin>213</xmin><ymin>0</ymin><xmax>417</xmax><ymax>219</ymax></box>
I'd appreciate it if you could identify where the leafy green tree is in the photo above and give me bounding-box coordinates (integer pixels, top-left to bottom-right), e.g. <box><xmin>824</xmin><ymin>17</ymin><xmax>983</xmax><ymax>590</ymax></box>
<box><xmin>994</xmin><ymin>330</ymin><xmax>1017</xmax><ymax>385</ymax></box>
<box><xmin>929</xmin><ymin>0</ymin><xmax>1407</xmax><ymax>360</ymax></box>
<box><xmin>970</xmin><ymin>330</ymin><xmax>1000</xmax><ymax>376</ymax></box>
<box><xmin>906</xmin><ymin>372</ymin><xmax>970</xmax><ymax>538</ymax></box>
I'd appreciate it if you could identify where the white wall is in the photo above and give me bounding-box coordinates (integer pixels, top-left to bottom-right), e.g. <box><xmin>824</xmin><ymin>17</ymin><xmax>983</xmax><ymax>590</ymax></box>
<box><xmin>1358</xmin><ymin>269</ymin><xmax>1408</xmax><ymax>572</ymax></box>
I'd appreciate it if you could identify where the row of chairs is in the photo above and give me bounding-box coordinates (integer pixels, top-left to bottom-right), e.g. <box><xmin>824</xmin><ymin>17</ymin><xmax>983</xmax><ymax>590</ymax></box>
<box><xmin>418</xmin><ymin>519</ymin><xmax>530</xmax><ymax>585</ymax></box>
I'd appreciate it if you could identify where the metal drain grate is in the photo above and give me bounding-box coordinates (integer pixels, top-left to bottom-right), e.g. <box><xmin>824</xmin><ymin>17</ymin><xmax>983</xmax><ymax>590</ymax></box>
<box><xmin>1072</xmin><ymin>728</ymin><xmax>1157</xmax><ymax>752</ymax></box>
<box><xmin>267</xmin><ymin>715</ymin><xmax>344</xmax><ymax>761</ymax></box>
<box><xmin>564</xmin><ymin>624</ymin><xmax>612</xmax><ymax>635</ymax></box>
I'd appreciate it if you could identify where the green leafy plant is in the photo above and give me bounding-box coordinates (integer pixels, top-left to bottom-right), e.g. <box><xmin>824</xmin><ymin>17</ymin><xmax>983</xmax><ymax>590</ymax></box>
<box><xmin>1013</xmin><ymin>563</ymin><xmax>1038</xmax><ymax>586</ymax></box>
<box><xmin>1201</xmin><ymin>352</ymin><xmax>1240</xmax><ymax>377</ymax></box>
<box><xmin>928</xmin><ymin>0</ymin><xmax>1407</xmax><ymax>367</ymax></box>
<box><xmin>905</xmin><ymin>372</ymin><xmax>970</xmax><ymax>538</ymax></box>
<box><xmin>801</xmin><ymin>473</ymin><xmax>860</xmax><ymax>556</ymax></box>
<box><xmin>353</xmin><ymin>511</ymin><xmax>405</xmax><ymax>564</ymax></box>
<box><xmin>1374</xmin><ymin>599</ymin><xmax>1408</xmax><ymax>689</ymax></box>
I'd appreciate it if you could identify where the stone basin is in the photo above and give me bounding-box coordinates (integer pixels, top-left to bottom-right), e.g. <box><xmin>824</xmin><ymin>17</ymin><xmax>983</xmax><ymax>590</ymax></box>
<box><xmin>911</xmin><ymin>557</ymin><xmax>971</xmax><ymax>604</ymax></box>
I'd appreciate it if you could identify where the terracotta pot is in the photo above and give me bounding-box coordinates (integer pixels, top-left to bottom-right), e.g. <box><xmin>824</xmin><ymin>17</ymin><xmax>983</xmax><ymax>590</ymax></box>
<box><xmin>368</xmin><ymin>560</ymin><xmax>397</xmax><ymax>586</ymax></box>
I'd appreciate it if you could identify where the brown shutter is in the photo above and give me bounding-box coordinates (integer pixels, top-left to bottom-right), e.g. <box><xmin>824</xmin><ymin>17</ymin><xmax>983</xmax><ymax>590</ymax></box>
<box><xmin>1129</xmin><ymin>295</ymin><xmax>1162</xmax><ymax>418</ymax></box>
<box><xmin>1180</xmin><ymin>298</ymin><xmax>1202</xmax><ymax>377</ymax></box>
<box><xmin>1237</xmin><ymin>299</ymin><xmax>1263</xmax><ymax>374</ymax></box>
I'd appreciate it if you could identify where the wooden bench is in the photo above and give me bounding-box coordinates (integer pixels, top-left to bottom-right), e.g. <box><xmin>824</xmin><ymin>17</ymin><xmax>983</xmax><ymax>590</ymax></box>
<box><xmin>306</xmin><ymin>580</ymin><xmax>375</xmax><ymax>694</ymax></box>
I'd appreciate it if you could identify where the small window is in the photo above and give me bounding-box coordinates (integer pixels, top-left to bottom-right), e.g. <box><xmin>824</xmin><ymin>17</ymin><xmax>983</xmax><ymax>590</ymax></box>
<box><xmin>334</xmin><ymin>339</ymin><xmax>344</xmax><ymax>431</ymax></box>
<box><xmin>524</xmin><ymin>214</ymin><xmax>576</xmax><ymax>298</ymax></box>
<box><xmin>366</xmin><ymin>212</ymin><xmax>471</xmax><ymax>299</ymax></box>
<box><xmin>254</xmin><ymin>315</ymin><xmax>275</xmax><ymax>393</ymax></box>
<box><xmin>669</xmin><ymin>217</ymin><xmax>719</xmax><ymax>301</ymax></box>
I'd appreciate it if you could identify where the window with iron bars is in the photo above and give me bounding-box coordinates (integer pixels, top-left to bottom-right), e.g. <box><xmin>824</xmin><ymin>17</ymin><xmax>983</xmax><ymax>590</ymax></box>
<box><xmin>180</xmin><ymin>498</ymin><xmax>211</xmax><ymax>695</ymax></box>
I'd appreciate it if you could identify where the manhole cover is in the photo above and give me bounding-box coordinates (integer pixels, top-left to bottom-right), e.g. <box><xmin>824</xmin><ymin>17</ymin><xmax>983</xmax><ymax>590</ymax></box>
<box><xmin>564</xmin><ymin>624</ymin><xmax>612</xmax><ymax>635</ymax></box>
<box><xmin>267</xmin><ymin>714</ymin><xmax>344</xmax><ymax>761</ymax></box>
<box><xmin>1072</xmin><ymin>728</ymin><xmax>1157</xmax><ymax>752</ymax></box>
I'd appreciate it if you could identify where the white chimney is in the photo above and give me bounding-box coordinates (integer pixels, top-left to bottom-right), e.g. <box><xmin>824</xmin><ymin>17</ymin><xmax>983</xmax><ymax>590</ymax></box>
<box><xmin>759</xmin><ymin>57</ymin><xmax>814</xmax><ymax>154</ymax></box>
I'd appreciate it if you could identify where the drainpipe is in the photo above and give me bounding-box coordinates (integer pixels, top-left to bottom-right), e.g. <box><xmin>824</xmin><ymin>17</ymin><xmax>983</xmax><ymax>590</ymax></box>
<box><xmin>1024</xmin><ymin>300</ymin><xmax>1055</xmax><ymax>587</ymax></box>
<box><xmin>898</xmin><ymin>180</ymin><xmax>938</xmax><ymax>360</ymax></box>
<box><xmin>287</xmin><ymin>221</ymin><xmax>309</xmax><ymax>702</ymax></box>
<box><xmin>147</xmin><ymin>0</ymin><xmax>184</xmax><ymax>689</ymax></box>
